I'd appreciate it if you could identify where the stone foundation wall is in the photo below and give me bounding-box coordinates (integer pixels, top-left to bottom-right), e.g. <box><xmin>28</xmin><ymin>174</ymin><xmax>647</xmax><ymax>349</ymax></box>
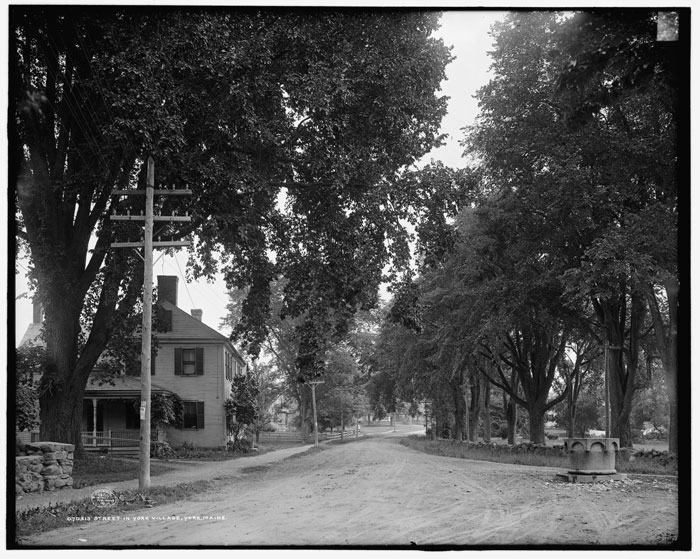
<box><xmin>16</xmin><ymin>441</ymin><xmax>75</xmax><ymax>495</ymax></box>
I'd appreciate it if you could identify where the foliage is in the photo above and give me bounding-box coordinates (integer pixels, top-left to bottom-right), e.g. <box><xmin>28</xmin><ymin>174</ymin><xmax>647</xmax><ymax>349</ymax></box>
<box><xmin>152</xmin><ymin>393</ymin><xmax>183</xmax><ymax>428</ymax></box>
<box><xmin>14</xmin><ymin>344</ymin><xmax>45</xmax><ymax>431</ymax></box>
<box><xmin>226</xmin><ymin>375</ymin><xmax>260</xmax><ymax>448</ymax></box>
<box><xmin>127</xmin><ymin>393</ymin><xmax>183</xmax><ymax>431</ymax></box>
<box><xmin>16</xmin><ymin>384</ymin><xmax>40</xmax><ymax>433</ymax></box>
<box><xmin>12</xmin><ymin>7</ymin><xmax>453</xmax><ymax>448</ymax></box>
<box><xmin>241</xmin><ymin>361</ymin><xmax>286</xmax><ymax>435</ymax></box>
<box><xmin>462</xmin><ymin>10</ymin><xmax>682</xmax><ymax>448</ymax></box>
<box><xmin>553</xmin><ymin>390</ymin><xmax>603</xmax><ymax>438</ymax></box>
<box><xmin>313</xmin><ymin>344</ymin><xmax>363</xmax><ymax>431</ymax></box>
<box><xmin>631</xmin><ymin>358</ymin><xmax>669</xmax><ymax>433</ymax></box>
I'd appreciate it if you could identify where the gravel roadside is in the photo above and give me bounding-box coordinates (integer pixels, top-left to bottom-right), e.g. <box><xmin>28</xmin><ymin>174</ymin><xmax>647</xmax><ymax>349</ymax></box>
<box><xmin>15</xmin><ymin>444</ymin><xmax>313</xmax><ymax>513</ymax></box>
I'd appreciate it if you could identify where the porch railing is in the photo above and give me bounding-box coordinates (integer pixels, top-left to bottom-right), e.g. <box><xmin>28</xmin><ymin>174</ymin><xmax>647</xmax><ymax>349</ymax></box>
<box><xmin>81</xmin><ymin>430</ymin><xmax>140</xmax><ymax>448</ymax></box>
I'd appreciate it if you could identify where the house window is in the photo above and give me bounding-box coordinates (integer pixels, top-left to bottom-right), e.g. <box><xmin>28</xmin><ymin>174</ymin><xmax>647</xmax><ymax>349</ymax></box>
<box><xmin>174</xmin><ymin>348</ymin><xmax>204</xmax><ymax>376</ymax></box>
<box><xmin>225</xmin><ymin>351</ymin><xmax>233</xmax><ymax>381</ymax></box>
<box><xmin>182</xmin><ymin>349</ymin><xmax>196</xmax><ymax>375</ymax></box>
<box><xmin>182</xmin><ymin>401</ymin><xmax>205</xmax><ymax>429</ymax></box>
<box><xmin>235</xmin><ymin>361</ymin><xmax>245</xmax><ymax>377</ymax></box>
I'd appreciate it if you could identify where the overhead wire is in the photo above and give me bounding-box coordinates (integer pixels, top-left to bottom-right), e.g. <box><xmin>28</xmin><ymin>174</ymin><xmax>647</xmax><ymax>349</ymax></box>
<box><xmin>40</xmin><ymin>38</ymin><xmax>112</xmax><ymax>176</ymax></box>
<box><xmin>174</xmin><ymin>251</ymin><xmax>196</xmax><ymax>310</ymax></box>
<box><xmin>76</xmin><ymin>19</ymin><xmax>141</xmax><ymax>163</ymax></box>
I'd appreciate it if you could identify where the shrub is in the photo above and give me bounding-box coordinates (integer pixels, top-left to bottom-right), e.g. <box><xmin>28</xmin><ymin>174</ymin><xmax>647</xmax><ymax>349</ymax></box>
<box><xmin>151</xmin><ymin>441</ymin><xmax>175</xmax><ymax>458</ymax></box>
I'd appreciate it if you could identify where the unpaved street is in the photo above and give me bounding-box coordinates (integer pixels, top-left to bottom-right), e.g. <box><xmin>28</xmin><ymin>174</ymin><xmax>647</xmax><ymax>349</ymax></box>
<box><xmin>21</xmin><ymin>429</ymin><xmax>678</xmax><ymax>547</ymax></box>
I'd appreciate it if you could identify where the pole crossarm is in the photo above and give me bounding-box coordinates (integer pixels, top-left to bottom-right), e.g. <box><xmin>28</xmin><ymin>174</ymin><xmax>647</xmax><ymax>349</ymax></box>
<box><xmin>110</xmin><ymin>215</ymin><xmax>192</xmax><ymax>222</ymax></box>
<box><xmin>111</xmin><ymin>188</ymin><xmax>193</xmax><ymax>196</ymax></box>
<box><xmin>110</xmin><ymin>241</ymin><xmax>192</xmax><ymax>249</ymax></box>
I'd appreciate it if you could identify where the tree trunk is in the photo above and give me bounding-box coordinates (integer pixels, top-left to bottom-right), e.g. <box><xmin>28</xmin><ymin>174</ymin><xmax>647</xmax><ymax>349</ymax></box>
<box><xmin>665</xmin><ymin>358</ymin><xmax>678</xmax><ymax>454</ymax></box>
<box><xmin>565</xmin><ymin>385</ymin><xmax>577</xmax><ymax>438</ymax></box>
<box><xmin>299</xmin><ymin>388</ymin><xmax>313</xmax><ymax>439</ymax></box>
<box><xmin>568</xmin><ymin>401</ymin><xmax>577</xmax><ymax>438</ymax></box>
<box><xmin>452</xmin><ymin>377</ymin><xmax>466</xmax><ymax>442</ymax></box>
<box><xmin>506</xmin><ymin>399</ymin><xmax>518</xmax><ymax>444</ymax></box>
<box><xmin>528</xmin><ymin>406</ymin><xmax>546</xmax><ymax>445</ymax></box>
<box><xmin>481</xmin><ymin>380</ymin><xmax>492</xmax><ymax>443</ymax></box>
<box><xmin>38</xmin><ymin>294</ymin><xmax>86</xmax><ymax>455</ymax></box>
<box><xmin>646</xmin><ymin>278</ymin><xmax>678</xmax><ymax>454</ymax></box>
<box><xmin>607</xmin><ymin>345</ymin><xmax>635</xmax><ymax>448</ymax></box>
<box><xmin>662</xmin><ymin>278</ymin><xmax>678</xmax><ymax>455</ymax></box>
<box><xmin>38</xmin><ymin>379</ymin><xmax>87</xmax><ymax>456</ymax></box>
<box><xmin>468</xmin><ymin>375</ymin><xmax>482</xmax><ymax>442</ymax></box>
<box><xmin>597</xmin><ymin>290</ymin><xmax>645</xmax><ymax>449</ymax></box>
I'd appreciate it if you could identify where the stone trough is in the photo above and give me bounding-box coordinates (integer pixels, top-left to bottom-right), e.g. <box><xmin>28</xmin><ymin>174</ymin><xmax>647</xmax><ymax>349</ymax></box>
<box><xmin>556</xmin><ymin>437</ymin><xmax>627</xmax><ymax>483</ymax></box>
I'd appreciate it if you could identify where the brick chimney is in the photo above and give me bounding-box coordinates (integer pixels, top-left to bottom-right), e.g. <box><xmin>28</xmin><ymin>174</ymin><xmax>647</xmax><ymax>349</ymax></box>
<box><xmin>191</xmin><ymin>309</ymin><xmax>203</xmax><ymax>321</ymax></box>
<box><xmin>32</xmin><ymin>297</ymin><xmax>43</xmax><ymax>323</ymax></box>
<box><xmin>157</xmin><ymin>276</ymin><xmax>178</xmax><ymax>306</ymax></box>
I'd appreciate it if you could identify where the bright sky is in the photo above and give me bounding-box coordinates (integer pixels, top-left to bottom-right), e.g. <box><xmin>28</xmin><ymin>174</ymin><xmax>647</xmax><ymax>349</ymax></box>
<box><xmin>12</xmin><ymin>10</ymin><xmax>506</xmax><ymax>345</ymax></box>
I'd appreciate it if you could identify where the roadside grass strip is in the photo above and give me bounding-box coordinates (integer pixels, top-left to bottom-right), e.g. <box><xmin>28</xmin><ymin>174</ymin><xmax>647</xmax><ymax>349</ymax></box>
<box><xmin>72</xmin><ymin>456</ymin><xmax>177</xmax><ymax>488</ymax></box>
<box><xmin>15</xmin><ymin>445</ymin><xmax>318</xmax><ymax>541</ymax></box>
<box><xmin>15</xmin><ymin>480</ymin><xmax>214</xmax><ymax>539</ymax></box>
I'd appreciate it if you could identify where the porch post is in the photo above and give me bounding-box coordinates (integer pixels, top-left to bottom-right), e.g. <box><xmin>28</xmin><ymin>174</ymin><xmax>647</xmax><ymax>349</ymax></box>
<box><xmin>92</xmin><ymin>398</ymin><xmax>98</xmax><ymax>446</ymax></box>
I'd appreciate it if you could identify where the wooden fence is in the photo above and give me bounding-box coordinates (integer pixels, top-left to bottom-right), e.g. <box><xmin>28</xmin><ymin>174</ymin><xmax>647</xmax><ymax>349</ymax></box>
<box><xmin>257</xmin><ymin>429</ymin><xmax>362</xmax><ymax>444</ymax></box>
<box><xmin>81</xmin><ymin>430</ymin><xmax>140</xmax><ymax>448</ymax></box>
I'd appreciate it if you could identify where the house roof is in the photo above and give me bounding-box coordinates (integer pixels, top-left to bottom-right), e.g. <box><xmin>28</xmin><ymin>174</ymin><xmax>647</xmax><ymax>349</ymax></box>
<box><xmin>17</xmin><ymin>301</ymin><xmax>247</xmax><ymax>368</ymax></box>
<box><xmin>158</xmin><ymin>300</ymin><xmax>247</xmax><ymax>364</ymax></box>
<box><xmin>18</xmin><ymin>323</ymin><xmax>44</xmax><ymax>348</ymax></box>
<box><xmin>84</xmin><ymin>375</ymin><xmax>172</xmax><ymax>397</ymax></box>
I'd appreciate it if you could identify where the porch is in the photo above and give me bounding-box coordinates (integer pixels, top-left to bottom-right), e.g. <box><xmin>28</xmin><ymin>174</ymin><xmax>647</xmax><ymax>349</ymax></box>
<box><xmin>82</xmin><ymin>375</ymin><xmax>172</xmax><ymax>453</ymax></box>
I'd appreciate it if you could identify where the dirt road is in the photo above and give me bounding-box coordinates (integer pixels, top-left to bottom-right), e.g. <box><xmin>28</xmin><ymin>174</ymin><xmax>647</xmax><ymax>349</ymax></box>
<box><xmin>20</xmin><ymin>428</ymin><xmax>678</xmax><ymax>547</ymax></box>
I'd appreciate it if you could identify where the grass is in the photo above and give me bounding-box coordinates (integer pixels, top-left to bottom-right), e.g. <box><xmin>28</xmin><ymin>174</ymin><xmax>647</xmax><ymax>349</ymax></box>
<box><xmin>14</xmin><ymin>479</ymin><xmax>213</xmax><ymax>541</ymax></box>
<box><xmin>161</xmin><ymin>442</ymin><xmax>304</xmax><ymax>462</ymax></box>
<box><xmin>15</xmin><ymin>443</ymin><xmax>318</xmax><ymax>542</ymax></box>
<box><xmin>400</xmin><ymin>435</ymin><xmax>677</xmax><ymax>476</ymax></box>
<box><xmin>72</xmin><ymin>455</ymin><xmax>177</xmax><ymax>488</ymax></box>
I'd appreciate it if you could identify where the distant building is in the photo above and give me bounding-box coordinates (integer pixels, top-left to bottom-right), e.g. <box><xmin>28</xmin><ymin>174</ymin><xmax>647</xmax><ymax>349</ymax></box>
<box><xmin>17</xmin><ymin>276</ymin><xmax>247</xmax><ymax>449</ymax></box>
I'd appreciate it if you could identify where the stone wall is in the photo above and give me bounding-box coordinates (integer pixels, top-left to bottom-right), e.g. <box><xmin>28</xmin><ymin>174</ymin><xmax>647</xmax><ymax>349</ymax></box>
<box><xmin>16</xmin><ymin>441</ymin><xmax>74</xmax><ymax>495</ymax></box>
<box><xmin>458</xmin><ymin>440</ymin><xmax>569</xmax><ymax>457</ymax></box>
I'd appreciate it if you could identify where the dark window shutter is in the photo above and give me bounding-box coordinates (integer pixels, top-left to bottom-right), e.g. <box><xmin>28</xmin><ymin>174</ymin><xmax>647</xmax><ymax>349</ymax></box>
<box><xmin>165</xmin><ymin>310</ymin><xmax>172</xmax><ymax>331</ymax></box>
<box><xmin>174</xmin><ymin>348</ymin><xmax>182</xmax><ymax>375</ymax></box>
<box><xmin>195</xmin><ymin>347</ymin><xmax>204</xmax><ymax>375</ymax></box>
<box><xmin>196</xmin><ymin>402</ymin><xmax>205</xmax><ymax>429</ymax></box>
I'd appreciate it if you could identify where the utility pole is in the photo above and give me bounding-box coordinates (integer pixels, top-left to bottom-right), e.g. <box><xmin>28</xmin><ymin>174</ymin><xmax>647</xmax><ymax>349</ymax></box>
<box><xmin>604</xmin><ymin>340</ymin><xmax>610</xmax><ymax>438</ymax></box>
<box><xmin>309</xmin><ymin>380</ymin><xmax>324</xmax><ymax>447</ymax></box>
<box><xmin>604</xmin><ymin>343</ymin><xmax>622</xmax><ymax>439</ymax></box>
<box><xmin>110</xmin><ymin>156</ymin><xmax>191</xmax><ymax>489</ymax></box>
